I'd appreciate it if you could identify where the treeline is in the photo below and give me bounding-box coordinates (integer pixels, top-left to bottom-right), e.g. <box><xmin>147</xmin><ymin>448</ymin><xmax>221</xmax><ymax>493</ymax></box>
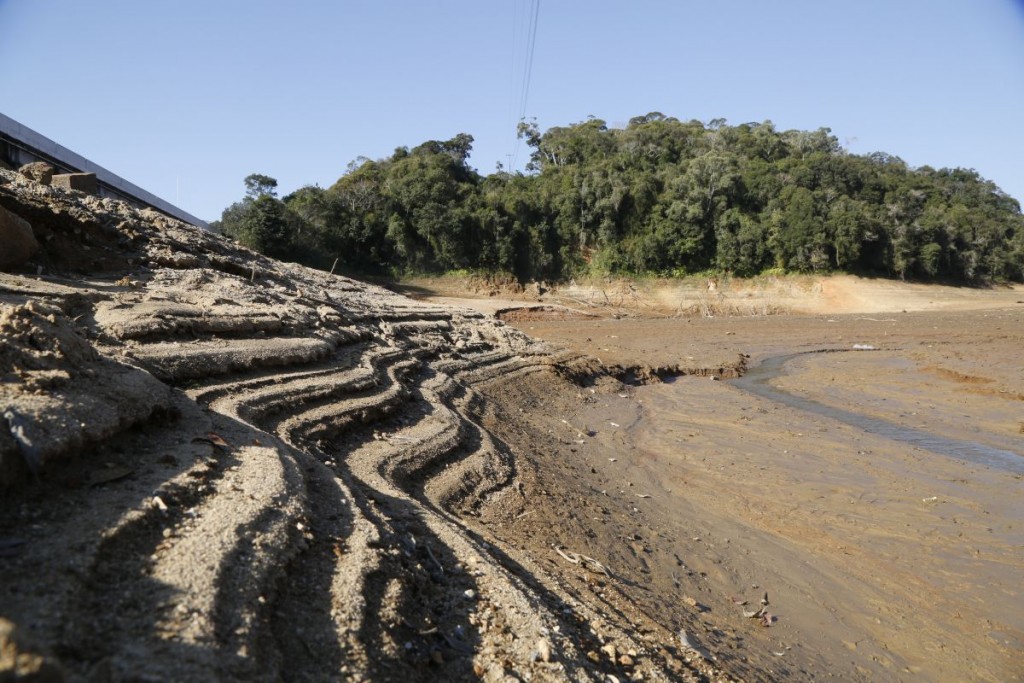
<box><xmin>213</xmin><ymin>114</ymin><xmax>1024</xmax><ymax>283</ymax></box>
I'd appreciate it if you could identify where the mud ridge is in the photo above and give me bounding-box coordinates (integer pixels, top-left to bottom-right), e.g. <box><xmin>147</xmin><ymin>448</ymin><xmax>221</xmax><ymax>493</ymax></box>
<box><xmin>0</xmin><ymin>169</ymin><xmax>732</xmax><ymax>682</ymax></box>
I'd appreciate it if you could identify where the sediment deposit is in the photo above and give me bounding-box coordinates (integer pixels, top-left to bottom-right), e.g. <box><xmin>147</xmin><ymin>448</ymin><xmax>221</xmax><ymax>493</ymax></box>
<box><xmin>0</xmin><ymin>170</ymin><xmax>729</xmax><ymax>681</ymax></box>
<box><xmin>3</xmin><ymin>168</ymin><xmax>1022</xmax><ymax>683</ymax></box>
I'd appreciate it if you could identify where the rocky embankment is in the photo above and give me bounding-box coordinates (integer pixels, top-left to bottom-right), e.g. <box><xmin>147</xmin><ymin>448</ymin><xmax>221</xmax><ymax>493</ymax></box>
<box><xmin>0</xmin><ymin>169</ymin><xmax>731</xmax><ymax>682</ymax></box>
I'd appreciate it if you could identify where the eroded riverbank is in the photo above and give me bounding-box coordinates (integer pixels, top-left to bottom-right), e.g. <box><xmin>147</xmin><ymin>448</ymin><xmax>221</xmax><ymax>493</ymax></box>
<box><xmin>4</xmin><ymin>166</ymin><xmax>1021</xmax><ymax>682</ymax></box>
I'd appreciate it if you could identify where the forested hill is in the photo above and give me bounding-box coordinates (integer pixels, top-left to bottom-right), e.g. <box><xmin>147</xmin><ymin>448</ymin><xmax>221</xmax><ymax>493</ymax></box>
<box><xmin>214</xmin><ymin>114</ymin><xmax>1024</xmax><ymax>283</ymax></box>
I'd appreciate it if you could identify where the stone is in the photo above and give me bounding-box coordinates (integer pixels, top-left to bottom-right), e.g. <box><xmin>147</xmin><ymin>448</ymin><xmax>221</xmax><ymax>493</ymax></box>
<box><xmin>525</xmin><ymin>280</ymin><xmax>547</xmax><ymax>298</ymax></box>
<box><xmin>51</xmin><ymin>172</ymin><xmax>98</xmax><ymax>195</ymax></box>
<box><xmin>536</xmin><ymin>638</ymin><xmax>552</xmax><ymax>663</ymax></box>
<box><xmin>0</xmin><ymin>618</ymin><xmax>66</xmax><ymax>682</ymax></box>
<box><xmin>0</xmin><ymin>205</ymin><xmax>39</xmax><ymax>270</ymax></box>
<box><xmin>18</xmin><ymin>161</ymin><xmax>55</xmax><ymax>185</ymax></box>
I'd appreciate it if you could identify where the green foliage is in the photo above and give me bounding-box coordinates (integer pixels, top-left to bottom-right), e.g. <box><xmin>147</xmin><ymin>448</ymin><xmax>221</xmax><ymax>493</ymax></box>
<box><xmin>216</xmin><ymin>118</ymin><xmax>1024</xmax><ymax>284</ymax></box>
<box><xmin>244</xmin><ymin>173</ymin><xmax>278</xmax><ymax>199</ymax></box>
<box><xmin>217</xmin><ymin>175</ymin><xmax>297</xmax><ymax>260</ymax></box>
<box><xmin>236</xmin><ymin>195</ymin><xmax>290</xmax><ymax>257</ymax></box>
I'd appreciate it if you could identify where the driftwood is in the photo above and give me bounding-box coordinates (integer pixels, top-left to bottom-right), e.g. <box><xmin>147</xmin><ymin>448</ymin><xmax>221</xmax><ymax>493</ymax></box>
<box><xmin>553</xmin><ymin>545</ymin><xmax>611</xmax><ymax>577</ymax></box>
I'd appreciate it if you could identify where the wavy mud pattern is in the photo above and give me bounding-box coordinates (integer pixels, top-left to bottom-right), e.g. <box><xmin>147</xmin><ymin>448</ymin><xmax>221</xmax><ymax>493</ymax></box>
<box><xmin>0</xmin><ymin>170</ymin><xmax>731</xmax><ymax>681</ymax></box>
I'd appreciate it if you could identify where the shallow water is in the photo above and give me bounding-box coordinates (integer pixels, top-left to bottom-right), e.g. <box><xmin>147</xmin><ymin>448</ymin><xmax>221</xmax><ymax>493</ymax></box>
<box><xmin>731</xmin><ymin>351</ymin><xmax>1024</xmax><ymax>474</ymax></box>
<box><xmin>638</xmin><ymin>364</ymin><xmax>1023</xmax><ymax>680</ymax></box>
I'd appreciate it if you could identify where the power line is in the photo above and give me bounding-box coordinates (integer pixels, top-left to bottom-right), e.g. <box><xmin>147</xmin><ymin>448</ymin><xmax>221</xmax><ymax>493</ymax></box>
<box><xmin>509</xmin><ymin>0</ymin><xmax>540</xmax><ymax>172</ymax></box>
<box><xmin>518</xmin><ymin>0</ymin><xmax>540</xmax><ymax>121</ymax></box>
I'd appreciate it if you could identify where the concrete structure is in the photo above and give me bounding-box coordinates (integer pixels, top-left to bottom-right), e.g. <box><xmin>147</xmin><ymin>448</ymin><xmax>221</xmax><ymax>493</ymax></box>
<box><xmin>0</xmin><ymin>112</ymin><xmax>208</xmax><ymax>229</ymax></box>
<box><xmin>0</xmin><ymin>203</ymin><xmax>39</xmax><ymax>268</ymax></box>
<box><xmin>52</xmin><ymin>173</ymin><xmax>99</xmax><ymax>194</ymax></box>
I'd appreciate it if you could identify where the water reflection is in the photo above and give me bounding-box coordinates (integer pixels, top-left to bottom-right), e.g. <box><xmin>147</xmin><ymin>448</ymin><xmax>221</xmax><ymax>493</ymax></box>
<box><xmin>730</xmin><ymin>352</ymin><xmax>1024</xmax><ymax>474</ymax></box>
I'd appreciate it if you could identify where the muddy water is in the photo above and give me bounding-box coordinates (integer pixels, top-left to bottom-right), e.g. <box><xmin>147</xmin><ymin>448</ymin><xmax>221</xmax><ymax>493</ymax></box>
<box><xmin>734</xmin><ymin>351</ymin><xmax>1024</xmax><ymax>474</ymax></box>
<box><xmin>626</xmin><ymin>351</ymin><xmax>1024</xmax><ymax>682</ymax></box>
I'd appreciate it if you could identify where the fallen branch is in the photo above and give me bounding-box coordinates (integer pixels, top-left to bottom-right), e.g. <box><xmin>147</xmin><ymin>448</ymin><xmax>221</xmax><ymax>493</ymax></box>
<box><xmin>425</xmin><ymin>543</ymin><xmax>445</xmax><ymax>575</ymax></box>
<box><xmin>553</xmin><ymin>545</ymin><xmax>611</xmax><ymax>576</ymax></box>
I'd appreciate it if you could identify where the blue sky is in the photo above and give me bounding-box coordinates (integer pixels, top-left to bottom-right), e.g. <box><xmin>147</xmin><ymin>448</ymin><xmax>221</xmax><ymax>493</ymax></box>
<box><xmin>1</xmin><ymin>1</ymin><xmax>1022</xmax><ymax>222</ymax></box>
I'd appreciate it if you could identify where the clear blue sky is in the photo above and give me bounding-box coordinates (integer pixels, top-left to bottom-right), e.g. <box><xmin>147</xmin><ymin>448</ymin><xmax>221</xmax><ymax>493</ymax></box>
<box><xmin>2</xmin><ymin>0</ymin><xmax>1022</xmax><ymax>222</ymax></box>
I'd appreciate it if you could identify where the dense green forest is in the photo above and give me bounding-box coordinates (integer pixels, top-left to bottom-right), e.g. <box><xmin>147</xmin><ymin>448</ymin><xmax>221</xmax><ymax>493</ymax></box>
<box><xmin>213</xmin><ymin>115</ymin><xmax>1024</xmax><ymax>283</ymax></box>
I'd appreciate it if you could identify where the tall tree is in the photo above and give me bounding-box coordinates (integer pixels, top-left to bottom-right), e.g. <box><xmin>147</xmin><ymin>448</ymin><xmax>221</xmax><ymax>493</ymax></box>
<box><xmin>244</xmin><ymin>173</ymin><xmax>279</xmax><ymax>199</ymax></box>
<box><xmin>212</xmin><ymin>115</ymin><xmax>1024</xmax><ymax>285</ymax></box>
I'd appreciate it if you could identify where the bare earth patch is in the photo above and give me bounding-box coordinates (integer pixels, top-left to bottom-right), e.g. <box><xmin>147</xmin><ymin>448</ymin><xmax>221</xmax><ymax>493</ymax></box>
<box><xmin>2</xmin><ymin>164</ymin><xmax>1021</xmax><ymax>683</ymax></box>
<box><xmin>430</xmin><ymin>284</ymin><xmax>1024</xmax><ymax>682</ymax></box>
<box><xmin>0</xmin><ymin>170</ymin><xmax>732</xmax><ymax>682</ymax></box>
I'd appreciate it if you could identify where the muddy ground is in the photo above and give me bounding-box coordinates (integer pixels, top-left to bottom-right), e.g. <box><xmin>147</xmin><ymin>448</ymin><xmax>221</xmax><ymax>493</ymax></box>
<box><xmin>0</xmin><ymin>168</ymin><xmax>731</xmax><ymax>683</ymax></box>
<box><xmin>427</xmin><ymin>289</ymin><xmax>1024</xmax><ymax>682</ymax></box>
<box><xmin>1</xmin><ymin>164</ymin><xmax>1021</xmax><ymax>683</ymax></box>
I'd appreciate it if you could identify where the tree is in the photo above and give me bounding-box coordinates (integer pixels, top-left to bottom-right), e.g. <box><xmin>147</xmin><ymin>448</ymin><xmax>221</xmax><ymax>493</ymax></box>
<box><xmin>211</xmin><ymin>114</ymin><xmax>1024</xmax><ymax>285</ymax></box>
<box><xmin>244</xmin><ymin>173</ymin><xmax>279</xmax><ymax>199</ymax></box>
<box><xmin>768</xmin><ymin>186</ymin><xmax>827</xmax><ymax>271</ymax></box>
<box><xmin>281</xmin><ymin>185</ymin><xmax>338</xmax><ymax>267</ymax></box>
<box><xmin>217</xmin><ymin>175</ymin><xmax>289</xmax><ymax>256</ymax></box>
<box><xmin>826</xmin><ymin>196</ymin><xmax>870</xmax><ymax>270</ymax></box>
<box><xmin>238</xmin><ymin>195</ymin><xmax>291</xmax><ymax>257</ymax></box>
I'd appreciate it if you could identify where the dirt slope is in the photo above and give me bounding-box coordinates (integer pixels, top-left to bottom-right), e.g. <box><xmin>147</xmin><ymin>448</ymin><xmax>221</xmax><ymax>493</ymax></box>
<box><xmin>401</xmin><ymin>272</ymin><xmax>1024</xmax><ymax>319</ymax></box>
<box><xmin>0</xmin><ymin>170</ymin><xmax>730</xmax><ymax>682</ymax></box>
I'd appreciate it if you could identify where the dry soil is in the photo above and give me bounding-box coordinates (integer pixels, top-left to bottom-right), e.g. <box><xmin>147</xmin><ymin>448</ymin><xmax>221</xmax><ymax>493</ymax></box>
<box><xmin>2</xmin><ymin>166</ymin><xmax>1022</xmax><ymax>683</ymax></box>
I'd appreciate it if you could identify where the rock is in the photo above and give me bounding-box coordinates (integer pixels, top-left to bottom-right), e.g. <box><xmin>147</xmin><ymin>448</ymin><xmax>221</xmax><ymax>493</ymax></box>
<box><xmin>0</xmin><ymin>617</ymin><xmax>66</xmax><ymax>682</ymax></box>
<box><xmin>601</xmin><ymin>643</ymin><xmax>617</xmax><ymax>661</ymax></box>
<box><xmin>536</xmin><ymin>638</ymin><xmax>552</xmax><ymax>663</ymax></box>
<box><xmin>51</xmin><ymin>172</ymin><xmax>98</xmax><ymax>195</ymax></box>
<box><xmin>619</xmin><ymin>654</ymin><xmax>634</xmax><ymax>666</ymax></box>
<box><xmin>18</xmin><ymin>162</ymin><xmax>54</xmax><ymax>185</ymax></box>
<box><xmin>0</xmin><ymin>205</ymin><xmax>38</xmax><ymax>270</ymax></box>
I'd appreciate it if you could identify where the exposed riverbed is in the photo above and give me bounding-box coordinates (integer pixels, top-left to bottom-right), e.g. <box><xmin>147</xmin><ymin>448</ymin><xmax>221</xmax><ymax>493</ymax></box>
<box><xmin>735</xmin><ymin>350</ymin><xmax>1024</xmax><ymax>474</ymax></box>
<box><xmin>486</xmin><ymin>305</ymin><xmax>1024</xmax><ymax>681</ymax></box>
